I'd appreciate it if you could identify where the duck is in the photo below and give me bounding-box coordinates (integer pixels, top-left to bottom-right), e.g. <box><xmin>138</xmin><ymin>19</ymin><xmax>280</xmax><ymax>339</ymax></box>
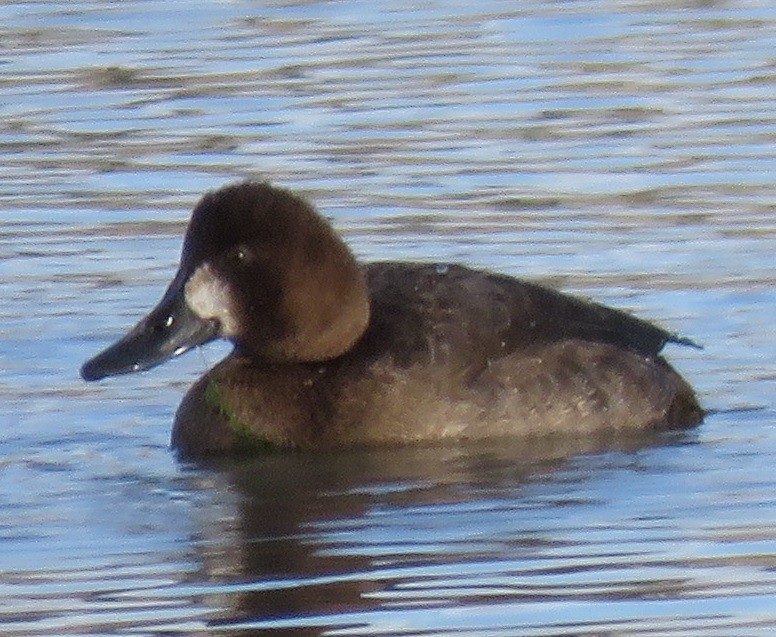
<box><xmin>81</xmin><ymin>181</ymin><xmax>703</xmax><ymax>457</ymax></box>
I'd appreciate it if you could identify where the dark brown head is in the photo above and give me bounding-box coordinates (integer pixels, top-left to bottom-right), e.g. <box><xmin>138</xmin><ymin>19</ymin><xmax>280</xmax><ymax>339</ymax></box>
<box><xmin>81</xmin><ymin>182</ymin><xmax>370</xmax><ymax>381</ymax></box>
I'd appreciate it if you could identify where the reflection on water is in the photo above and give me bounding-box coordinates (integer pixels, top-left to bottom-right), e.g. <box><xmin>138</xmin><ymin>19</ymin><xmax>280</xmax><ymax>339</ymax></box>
<box><xmin>5</xmin><ymin>428</ymin><xmax>775</xmax><ymax>635</ymax></box>
<box><xmin>0</xmin><ymin>0</ymin><xmax>775</xmax><ymax>635</ymax></box>
<box><xmin>199</xmin><ymin>430</ymin><xmax>776</xmax><ymax>636</ymax></box>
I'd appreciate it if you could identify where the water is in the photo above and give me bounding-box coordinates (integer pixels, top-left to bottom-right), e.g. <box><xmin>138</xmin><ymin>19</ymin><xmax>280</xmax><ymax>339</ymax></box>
<box><xmin>1</xmin><ymin>0</ymin><xmax>775</xmax><ymax>634</ymax></box>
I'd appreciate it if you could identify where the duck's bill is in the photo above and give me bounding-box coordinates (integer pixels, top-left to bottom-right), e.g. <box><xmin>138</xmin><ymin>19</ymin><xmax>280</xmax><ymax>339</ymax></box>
<box><xmin>81</xmin><ymin>287</ymin><xmax>218</xmax><ymax>382</ymax></box>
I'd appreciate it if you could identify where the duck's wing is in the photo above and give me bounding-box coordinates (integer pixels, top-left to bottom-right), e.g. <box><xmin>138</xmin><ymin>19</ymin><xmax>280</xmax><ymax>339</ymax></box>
<box><xmin>362</xmin><ymin>262</ymin><xmax>696</xmax><ymax>366</ymax></box>
<box><xmin>491</xmin><ymin>272</ymin><xmax>699</xmax><ymax>357</ymax></box>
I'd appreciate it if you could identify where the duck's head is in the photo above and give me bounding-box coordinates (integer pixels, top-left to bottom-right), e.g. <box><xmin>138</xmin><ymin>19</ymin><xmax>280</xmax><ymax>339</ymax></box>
<box><xmin>81</xmin><ymin>182</ymin><xmax>370</xmax><ymax>381</ymax></box>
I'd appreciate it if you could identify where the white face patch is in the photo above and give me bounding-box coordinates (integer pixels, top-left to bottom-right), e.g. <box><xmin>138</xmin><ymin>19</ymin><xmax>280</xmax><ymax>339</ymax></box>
<box><xmin>184</xmin><ymin>263</ymin><xmax>238</xmax><ymax>337</ymax></box>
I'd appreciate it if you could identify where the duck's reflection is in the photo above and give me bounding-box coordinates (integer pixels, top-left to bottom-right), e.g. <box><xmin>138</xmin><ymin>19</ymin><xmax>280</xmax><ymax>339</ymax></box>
<box><xmin>184</xmin><ymin>431</ymin><xmax>694</xmax><ymax>634</ymax></box>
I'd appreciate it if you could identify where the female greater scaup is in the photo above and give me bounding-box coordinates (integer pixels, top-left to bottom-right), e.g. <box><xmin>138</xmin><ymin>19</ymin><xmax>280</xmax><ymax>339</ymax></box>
<box><xmin>81</xmin><ymin>181</ymin><xmax>702</xmax><ymax>456</ymax></box>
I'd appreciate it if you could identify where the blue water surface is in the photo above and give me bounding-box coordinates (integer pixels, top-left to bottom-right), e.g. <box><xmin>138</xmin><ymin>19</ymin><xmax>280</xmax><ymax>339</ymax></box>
<box><xmin>0</xmin><ymin>1</ymin><xmax>774</xmax><ymax>635</ymax></box>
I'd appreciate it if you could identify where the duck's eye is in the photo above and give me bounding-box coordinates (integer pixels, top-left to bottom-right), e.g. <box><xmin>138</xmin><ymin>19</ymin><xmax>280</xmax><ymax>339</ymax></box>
<box><xmin>235</xmin><ymin>245</ymin><xmax>251</xmax><ymax>263</ymax></box>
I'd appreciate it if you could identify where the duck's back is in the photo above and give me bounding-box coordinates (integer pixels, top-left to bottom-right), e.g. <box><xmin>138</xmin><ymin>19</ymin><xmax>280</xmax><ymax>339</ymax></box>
<box><xmin>360</xmin><ymin>262</ymin><xmax>687</xmax><ymax>365</ymax></box>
